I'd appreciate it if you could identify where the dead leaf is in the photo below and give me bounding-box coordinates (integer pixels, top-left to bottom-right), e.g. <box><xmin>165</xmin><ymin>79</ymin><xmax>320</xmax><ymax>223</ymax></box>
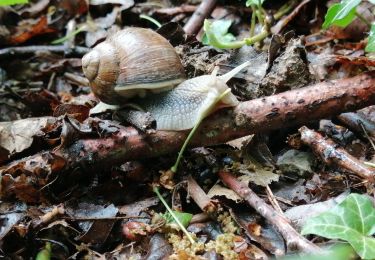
<box><xmin>0</xmin><ymin>152</ymin><xmax>66</xmax><ymax>202</ymax></box>
<box><xmin>0</xmin><ymin>117</ymin><xmax>56</xmax><ymax>161</ymax></box>
<box><xmin>207</xmin><ymin>183</ymin><xmax>242</xmax><ymax>202</ymax></box>
<box><xmin>234</xmin><ymin>159</ymin><xmax>279</xmax><ymax>187</ymax></box>
<box><xmin>66</xmin><ymin>202</ymin><xmax>118</xmax><ymax>244</ymax></box>
<box><xmin>53</xmin><ymin>104</ymin><xmax>90</xmax><ymax>123</ymax></box>
<box><xmin>9</xmin><ymin>16</ymin><xmax>56</xmax><ymax>44</ymax></box>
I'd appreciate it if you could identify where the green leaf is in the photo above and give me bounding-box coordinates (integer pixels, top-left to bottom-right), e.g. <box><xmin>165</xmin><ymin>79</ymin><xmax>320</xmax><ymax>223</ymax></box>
<box><xmin>0</xmin><ymin>0</ymin><xmax>28</xmax><ymax>5</ymax></box>
<box><xmin>202</xmin><ymin>20</ymin><xmax>245</xmax><ymax>49</ymax></box>
<box><xmin>280</xmin><ymin>243</ymin><xmax>356</xmax><ymax>260</ymax></box>
<box><xmin>302</xmin><ymin>193</ymin><xmax>375</xmax><ymax>259</ymax></box>
<box><xmin>162</xmin><ymin>211</ymin><xmax>193</xmax><ymax>228</ymax></box>
<box><xmin>322</xmin><ymin>0</ymin><xmax>361</xmax><ymax>29</ymax></box>
<box><xmin>35</xmin><ymin>242</ymin><xmax>51</xmax><ymax>260</ymax></box>
<box><xmin>246</xmin><ymin>0</ymin><xmax>265</xmax><ymax>7</ymax></box>
<box><xmin>365</xmin><ymin>24</ymin><xmax>375</xmax><ymax>52</ymax></box>
<box><xmin>202</xmin><ymin>19</ymin><xmax>236</xmax><ymax>45</ymax></box>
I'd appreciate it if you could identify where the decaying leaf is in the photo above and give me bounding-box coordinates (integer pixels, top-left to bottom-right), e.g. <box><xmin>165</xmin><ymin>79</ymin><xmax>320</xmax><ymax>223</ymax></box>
<box><xmin>0</xmin><ymin>117</ymin><xmax>57</xmax><ymax>162</ymax></box>
<box><xmin>207</xmin><ymin>183</ymin><xmax>242</xmax><ymax>202</ymax></box>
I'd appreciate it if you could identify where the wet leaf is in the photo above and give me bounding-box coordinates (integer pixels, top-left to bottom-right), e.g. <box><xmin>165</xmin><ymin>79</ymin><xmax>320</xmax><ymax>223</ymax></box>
<box><xmin>302</xmin><ymin>193</ymin><xmax>375</xmax><ymax>259</ymax></box>
<box><xmin>322</xmin><ymin>0</ymin><xmax>361</xmax><ymax>29</ymax></box>
<box><xmin>35</xmin><ymin>242</ymin><xmax>52</xmax><ymax>260</ymax></box>
<box><xmin>365</xmin><ymin>24</ymin><xmax>375</xmax><ymax>52</ymax></box>
<box><xmin>202</xmin><ymin>19</ymin><xmax>237</xmax><ymax>46</ymax></box>
<box><xmin>280</xmin><ymin>243</ymin><xmax>356</xmax><ymax>260</ymax></box>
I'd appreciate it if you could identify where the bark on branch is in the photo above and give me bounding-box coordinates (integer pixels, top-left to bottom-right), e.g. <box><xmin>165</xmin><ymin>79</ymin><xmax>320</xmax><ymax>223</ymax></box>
<box><xmin>1</xmin><ymin>71</ymin><xmax>375</xmax><ymax>201</ymax></box>
<box><xmin>299</xmin><ymin>126</ymin><xmax>374</xmax><ymax>182</ymax></box>
<box><xmin>63</xmin><ymin>71</ymin><xmax>374</xmax><ymax>165</ymax></box>
<box><xmin>218</xmin><ymin>171</ymin><xmax>321</xmax><ymax>254</ymax></box>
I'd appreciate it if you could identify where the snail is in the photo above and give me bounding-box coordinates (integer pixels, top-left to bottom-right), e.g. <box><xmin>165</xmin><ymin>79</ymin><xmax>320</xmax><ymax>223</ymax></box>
<box><xmin>82</xmin><ymin>27</ymin><xmax>249</xmax><ymax>131</ymax></box>
<box><xmin>82</xmin><ymin>27</ymin><xmax>186</xmax><ymax>105</ymax></box>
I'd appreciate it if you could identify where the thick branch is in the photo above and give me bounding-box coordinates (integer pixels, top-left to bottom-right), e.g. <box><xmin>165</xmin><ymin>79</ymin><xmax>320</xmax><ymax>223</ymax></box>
<box><xmin>1</xmin><ymin>71</ymin><xmax>374</xmax><ymax>201</ymax></box>
<box><xmin>61</xmin><ymin>71</ymin><xmax>375</xmax><ymax>167</ymax></box>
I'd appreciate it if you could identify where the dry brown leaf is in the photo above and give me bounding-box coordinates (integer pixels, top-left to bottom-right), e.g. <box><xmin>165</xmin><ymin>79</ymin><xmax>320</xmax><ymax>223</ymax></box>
<box><xmin>207</xmin><ymin>183</ymin><xmax>242</xmax><ymax>202</ymax></box>
<box><xmin>0</xmin><ymin>117</ymin><xmax>56</xmax><ymax>160</ymax></box>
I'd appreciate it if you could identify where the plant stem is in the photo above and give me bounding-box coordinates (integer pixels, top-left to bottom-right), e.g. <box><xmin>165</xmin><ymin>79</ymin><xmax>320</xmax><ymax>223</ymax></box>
<box><xmin>355</xmin><ymin>11</ymin><xmax>371</xmax><ymax>27</ymax></box>
<box><xmin>171</xmin><ymin>118</ymin><xmax>203</xmax><ymax>173</ymax></box>
<box><xmin>153</xmin><ymin>187</ymin><xmax>195</xmax><ymax>244</ymax></box>
<box><xmin>250</xmin><ymin>5</ymin><xmax>256</xmax><ymax>37</ymax></box>
<box><xmin>51</xmin><ymin>25</ymin><xmax>86</xmax><ymax>45</ymax></box>
<box><xmin>256</xmin><ymin>9</ymin><xmax>264</xmax><ymax>25</ymax></box>
<box><xmin>139</xmin><ymin>14</ymin><xmax>162</xmax><ymax>28</ymax></box>
<box><xmin>171</xmin><ymin>89</ymin><xmax>232</xmax><ymax>173</ymax></box>
<box><xmin>244</xmin><ymin>29</ymin><xmax>268</xmax><ymax>45</ymax></box>
<box><xmin>274</xmin><ymin>0</ymin><xmax>297</xmax><ymax>20</ymax></box>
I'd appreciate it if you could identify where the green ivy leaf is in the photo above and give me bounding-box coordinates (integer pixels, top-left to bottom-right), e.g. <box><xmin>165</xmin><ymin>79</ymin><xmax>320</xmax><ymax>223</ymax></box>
<box><xmin>0</xmin><ymin>0</ymin><xmax>28</xmax><ymax>5</ymax></box>
<box><xmin>279</xmin><ymin>244</ymin><xmax>356</xmax><ymax>260</ymax></box>
<box><xmin>365</xmin><ymin>24</ymin><xmax>375</xmax><ymax>52</ymax></box>
<box><xmin>301</xmin><ymin>193</ymin><xmax>375</xmax><ymax>259</ymax></box>
<box><xmin>202</xmin><ymin>19</ymin><xmax>236</xmax><ymax>46</ymax></box>
<box><xmin>245</xmin><ymin>0</ymin><xmax>265</xmax><ymax>7</ymax></box>
<box><xmin>322</xmin><ymin>0</ymin><xmax>361</xmax><ymax>29</ymax></box>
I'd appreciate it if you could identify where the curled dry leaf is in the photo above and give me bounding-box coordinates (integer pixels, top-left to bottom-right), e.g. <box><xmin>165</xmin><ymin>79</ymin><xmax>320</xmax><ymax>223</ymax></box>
<box><xmin>0</xmin><ymin>117</ymin><xmax>57</xmax><ymax>163</ymax></box>
<box><xmin>53</xmin><ymin>104</ymin><xmax>90</xmax><ymax>123</ymax></box>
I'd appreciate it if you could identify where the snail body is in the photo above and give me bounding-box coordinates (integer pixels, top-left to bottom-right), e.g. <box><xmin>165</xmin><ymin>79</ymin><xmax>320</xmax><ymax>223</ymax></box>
<box><xmin>82</xmin><ymin>27</ymin><xmax>249</xmax><ymax>131</ymax></box>
<box><xmin>139</xmin><ymin>65</ymin><xmax>249</xmax><ymax>130</ymax></box>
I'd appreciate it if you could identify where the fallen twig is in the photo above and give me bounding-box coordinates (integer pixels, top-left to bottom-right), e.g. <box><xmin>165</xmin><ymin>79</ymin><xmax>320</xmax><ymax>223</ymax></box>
<box><xmin>337</xmin><ymin>112</ymin><xmax>375</xmax><ymax>141</ymax></box>
<box><xmin>183</xmin><ymin>0</ymin><xmax>217</xmax><ymax>35</ymax></box>
<box><xmin>218</xmin><ymin>171</ymin><xmax>321</xmax><ymax>254</ymax></box>
<box><xmin>155</xmin><ymin>5</ymin><xmax>197</xmax><ymax>16</ymax></box>
<box><xmin>1</xmin><ymin>71</ymin><xmax>374</xmax><ymax>201</ymax></box>
<box><xmin>0</xmin><ymin>45</ymin><xmax>89</xmax><ymax>57</ymax></box>
<box><xmin>187</xmin><ymin>175</ymin><xmax>219</xmax><ymax>215</ymax></box>
<box><xmin>272</xmin><ymin>0</ymin><xmax>311</xmax><ymax>34</ymax></box>
<box><xmin>299</xmin><ymin>126</ymin><xmax>374</xmax><ymax>182</ymax></box>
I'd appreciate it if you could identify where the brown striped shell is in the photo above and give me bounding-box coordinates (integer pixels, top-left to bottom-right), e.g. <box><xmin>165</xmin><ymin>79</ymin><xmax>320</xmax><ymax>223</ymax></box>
<box><xmin>82</xmin><ymin>27</ymin><xmax>186</xmax><ymax>105</ymax></box>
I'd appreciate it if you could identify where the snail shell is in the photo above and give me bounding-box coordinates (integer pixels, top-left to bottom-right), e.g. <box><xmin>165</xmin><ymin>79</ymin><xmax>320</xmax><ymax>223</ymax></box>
<box><xmin>82</xmin><ymin>27</ymin><xmax>186</xmax><ymax>105</ymax></box>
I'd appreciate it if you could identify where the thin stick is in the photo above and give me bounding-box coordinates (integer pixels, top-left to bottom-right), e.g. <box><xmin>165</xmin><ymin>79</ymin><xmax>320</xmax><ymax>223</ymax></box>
<box><xmin>359</xmin><ymin>122</ymin><xmax>375</xmax><ymax>151</ymax></box>
<box><xmin>0</xmin><ymin>45</ymin><xmax>89</xmax><ymax>57</ymax></box>
<box><xmin>219</xmin><ymin>171</ymin><xmax>321</xmax><ymax>254</ymax></box>
<box><xmin>183</xmin><ymin>0</ymin><xmax>217</xmax><ymax>35</ymax></box>
<box><xmin>266</xmin><ymin>185</ymin><xmax>283</xmax><ymax>214</ymax></box>
<box><xmin>299</xmin><ymin>126</ymin><xmax>374</xmax><ymax>182</ymax></box>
